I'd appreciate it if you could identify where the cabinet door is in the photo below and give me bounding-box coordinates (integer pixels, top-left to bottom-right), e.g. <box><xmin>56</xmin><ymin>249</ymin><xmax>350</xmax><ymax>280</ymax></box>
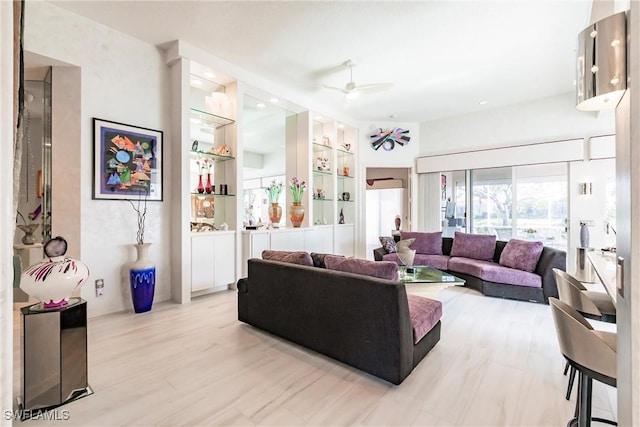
<box><xmin>191</xmin><ymin>235</ymin><xmax>215</xmax><ymax>291</ymax></box>
<box><xmin>251</xmin><ymin>233</ymin><xmax>270</xmax><ymax>258</ymax></box>
<box><xmin>304</xmin><ymin>227</ymin><xmax>333</xmax><ymax>253</ymax></box>
<box><xmin>271</xmin><ymin>231</ymin><xmax>304</xmax><ymax>251</ymax></box>
<box><xmin>334</xmin><ymin>225</ymin><xmax>355</xmax><ymax>257</ymax></box>
<box><xmin>213</xmin><ymin>233</ymin><xmax>235</xmax><ymax>287</ymax></box>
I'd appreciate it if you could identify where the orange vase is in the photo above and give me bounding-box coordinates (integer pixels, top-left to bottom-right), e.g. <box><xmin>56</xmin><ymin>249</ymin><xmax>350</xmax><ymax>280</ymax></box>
<box><xmin>289</xmin><ymin>202</ymin><xmax>304</xmax><ymax>228</ymax></box>
<box><xmin>268</xmin><ymin>203</ymin><xmax>282</xmax><ymax>226</ymax></box>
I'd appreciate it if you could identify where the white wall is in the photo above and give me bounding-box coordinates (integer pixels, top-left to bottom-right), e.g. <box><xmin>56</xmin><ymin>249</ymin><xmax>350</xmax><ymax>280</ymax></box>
<box><xmin>24</xmin><ymin>2</ymin><xmax>172</xmax><ymax>317</ymax></box>
<box><xmin>420</xmin><ymin>92</ymin><xmax>615</xmax><ymax>154</ymax></box>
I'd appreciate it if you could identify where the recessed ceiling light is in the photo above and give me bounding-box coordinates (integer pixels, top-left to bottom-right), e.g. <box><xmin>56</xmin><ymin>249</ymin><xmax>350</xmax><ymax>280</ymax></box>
<box><xmin>203</xmin><ymin>71</ymin><xmax>216</xmax><ymax>79</ymax></box>
<box><xmin>270</xmin><ymin>97</ymin><xmax>279</xmax><ymax>103</ymax></box>
<box><xmin>191</xmin><ymin>79</ymin><xmax>203</xmax><ymax>86</ymax></box>
<box><xmin>337</xmin><ymin>123</ymin><xmax>345</xmax><ymax>129</ymax></box>
<box><xmin>257</xmin><ymin>103</ymin><xmax>266</xmax><ymax>108</ymax></box>
<box><xmin>479</xmin><ymin>100</ymin><xmax>489</xmax><ymax>105</ymax></box>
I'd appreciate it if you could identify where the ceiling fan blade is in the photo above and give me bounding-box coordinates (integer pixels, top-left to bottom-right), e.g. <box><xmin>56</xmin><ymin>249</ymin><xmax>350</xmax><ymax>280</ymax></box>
<box><xmin>310</xmin><ymin>60</ymin><xmax>352</xmax><ymax>79</ymax></box>
<box><xmin>319</xmin><ymin>84</ymin><xmax>347</xmax><ymax>93</ymax></box>
<box><xmin>357</xmin><ymin>83</ymin><xmax>393</xmax><ymax>93</ymax></box>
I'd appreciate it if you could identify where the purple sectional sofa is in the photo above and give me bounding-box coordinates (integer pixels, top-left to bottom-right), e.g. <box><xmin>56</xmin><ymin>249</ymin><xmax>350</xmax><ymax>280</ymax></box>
<box><xmin>374</xmin><ymin>231</ymin><xmax>566</xmax><ymax>304</ymax></box>
<box><xmin>238</xmin><ymin>253</ymin><xmax>443</xmax><ymax>385</ymax></box>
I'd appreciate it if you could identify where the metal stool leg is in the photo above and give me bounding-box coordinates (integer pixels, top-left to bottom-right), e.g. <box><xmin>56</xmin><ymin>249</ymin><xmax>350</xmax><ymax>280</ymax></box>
<box><xmin>566</xmin><ymin>365</ymin><xmax>577</xmax><ymax>400</ymax></box>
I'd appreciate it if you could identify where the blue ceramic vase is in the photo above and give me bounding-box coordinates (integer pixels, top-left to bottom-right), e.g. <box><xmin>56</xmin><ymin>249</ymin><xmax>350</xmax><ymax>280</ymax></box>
<box><xmin>130</xmin><ymin>243</ymin><xmax>155</xmax><ymax>313</ymax></box>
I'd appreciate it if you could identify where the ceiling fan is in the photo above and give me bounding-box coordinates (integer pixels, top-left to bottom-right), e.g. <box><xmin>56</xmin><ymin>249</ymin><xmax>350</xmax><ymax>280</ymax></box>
<box><xmin>319</xmin><ymin>60</ymin><xmax>392</xmax><ymax>100</ymax></box>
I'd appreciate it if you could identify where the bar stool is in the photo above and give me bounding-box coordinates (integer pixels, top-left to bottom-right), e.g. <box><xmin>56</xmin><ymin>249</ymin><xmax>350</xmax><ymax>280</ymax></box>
<box><xmin>549</xmin><ymin>298</ymin><xmax>616</xmax><ymax>427</ymax></box>
<box><xmin>553</xmin><ymin>268</ymin><xmax>616</xmax><ymax>400</ymax></box>
<box><xmin>553</xmin><ymin>269</ymin><xmax>616</xmax><ymax>323</ymax></box>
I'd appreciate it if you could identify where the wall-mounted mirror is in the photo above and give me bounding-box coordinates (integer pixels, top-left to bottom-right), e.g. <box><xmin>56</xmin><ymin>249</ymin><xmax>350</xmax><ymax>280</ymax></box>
<box><xmin>242</xmin><ymin>94</ymin><xmax>296</xmax><ymax>227</ymax></box>
<box><xmin>16</xmin><ymin>68</ymin><xmax>52</xmax><ymax>247</ymax></box>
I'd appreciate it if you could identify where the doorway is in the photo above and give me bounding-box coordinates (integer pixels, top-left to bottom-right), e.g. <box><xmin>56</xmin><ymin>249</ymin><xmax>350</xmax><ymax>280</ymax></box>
<box><xmin>365</xmin><ymin>167</ymin><xmax>411</xmax><ymax>259</ymax></box>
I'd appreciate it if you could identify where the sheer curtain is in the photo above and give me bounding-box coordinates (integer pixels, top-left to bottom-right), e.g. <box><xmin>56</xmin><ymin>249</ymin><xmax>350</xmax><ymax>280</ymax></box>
<box><xmin>417</xmin><ymin>172</ymin><xmax>441</xmax><ymax>232</ymax></box>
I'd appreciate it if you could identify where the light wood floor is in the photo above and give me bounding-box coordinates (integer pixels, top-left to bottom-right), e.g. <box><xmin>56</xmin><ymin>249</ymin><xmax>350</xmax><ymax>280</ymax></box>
<box><xmin>13</xmin><ymin>285</ymin><xmax>617</xmax><ymax>426</ymax></box>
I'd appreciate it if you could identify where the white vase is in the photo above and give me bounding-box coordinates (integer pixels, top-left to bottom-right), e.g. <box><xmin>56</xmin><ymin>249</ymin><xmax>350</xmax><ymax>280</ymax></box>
<box><xmin>580</xmin><ymin>223</ymin><xmax>590</xmax><ymax>248</ymax></box>
<box><xmin>129</xmin><ymin>243</ymin><xmax>155</xmax><ymax>313</ymax></box>
<box><xmin>20</xmin><ymin>237</ymin><xmax>89</xmax><ymax>308</ymax></box>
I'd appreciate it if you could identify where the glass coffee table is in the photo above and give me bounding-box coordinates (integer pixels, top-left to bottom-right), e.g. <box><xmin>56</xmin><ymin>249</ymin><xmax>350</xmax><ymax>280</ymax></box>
<box><xmin>398</xmin><ymin>265</ymin><xmax>465</xmax><ymax>285</ymax></box>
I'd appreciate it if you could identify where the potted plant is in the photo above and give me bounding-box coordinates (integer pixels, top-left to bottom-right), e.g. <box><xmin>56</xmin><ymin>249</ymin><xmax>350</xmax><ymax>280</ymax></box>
<box><xmin>266</xmin><ymin>180</ymin><xmax>283</xmax><ymax>226</ymax></box>
<box><xmin>289</xmin><ymin>177</ymin><xmax>306</xmax><ymax>227</ymax></box>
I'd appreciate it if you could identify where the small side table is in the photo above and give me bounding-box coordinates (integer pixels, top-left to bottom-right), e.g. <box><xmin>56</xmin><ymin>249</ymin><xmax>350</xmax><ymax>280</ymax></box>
<box><xmin>575</xmin><ymin>247</ymin><xmax>597</xmax><ymax>283</ymax></box>
<box><xmin>18</xmin><ymin>298</ymin><xmax>92</xmax><ymax>420</ymax></box>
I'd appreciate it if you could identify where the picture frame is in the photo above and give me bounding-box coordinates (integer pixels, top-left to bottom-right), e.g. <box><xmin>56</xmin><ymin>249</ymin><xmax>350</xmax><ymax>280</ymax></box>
<box><xmin>93</xmin><ymin>118</ymin><xmax>163</xmax><ymax>201</ymax></box>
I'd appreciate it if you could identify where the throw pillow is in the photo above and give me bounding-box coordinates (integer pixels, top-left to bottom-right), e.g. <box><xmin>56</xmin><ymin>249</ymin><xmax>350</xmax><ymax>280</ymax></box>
<box><xmin>499</xmin><ymin>239</ymin><xmax>544</xmax><ymax>273</ymax></box>
<box><xmin>324</xmin><ymin>256</ymin><xmax>399</xmax><ymax>281</ymax></box>
<box><xmin>396</xmin><ymin>238</ymin><xmax>417</xmax><ymax>267</ymax></box>
<box><xmin>379</xmin><ymin>236</ymin><xmax>397</xmax><ymax>254</ymax></box>
<box><xmin>261</xmin><ymin>250</ymin><xmax>313</xmax><ymax>267</ymax></box>
<box><xmin>310</xmin><ymin>252</ymin><xmax>342</xmax><ymax>268</ymax></box>
<box><xmin>400</xmin><ymin>231</ymin><xmax>443</xmax><ymax>255</ymax></box>
<box><xmin>450</xmin><ymin>232</ymin><xmax>497</xmax><ymax>261</ymax></box>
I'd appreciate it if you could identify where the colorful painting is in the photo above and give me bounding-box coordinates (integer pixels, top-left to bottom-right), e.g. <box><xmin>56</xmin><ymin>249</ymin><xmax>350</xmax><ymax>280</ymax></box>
<box><xmin>93</xmin><ymin>118</ymin><xmax>163</xmax><ymax>201</ymax></box>
<box><xmin>441</xmin><ymin>174</ymin><xmax>447</xmax><ymax>200</ymax></box>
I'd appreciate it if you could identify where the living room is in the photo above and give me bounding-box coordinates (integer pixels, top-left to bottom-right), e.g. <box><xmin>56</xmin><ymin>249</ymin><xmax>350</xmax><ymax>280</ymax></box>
<box><xmin>1</xmin><ymin>1</ymin><xmax>639</xmax><ymax>426</ymax></box>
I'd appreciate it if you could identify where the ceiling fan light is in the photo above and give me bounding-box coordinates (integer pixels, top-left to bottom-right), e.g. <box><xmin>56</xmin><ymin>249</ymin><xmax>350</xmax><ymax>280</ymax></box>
<box><xmin>345</xmin><ymin>90</ymin><xmax>360</xmax><ymax>100</ymax></box>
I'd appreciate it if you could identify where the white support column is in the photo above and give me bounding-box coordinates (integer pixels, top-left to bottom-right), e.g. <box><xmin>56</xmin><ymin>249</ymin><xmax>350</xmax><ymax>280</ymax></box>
<box><xmin>0</xmin><ymin>2</ymin><xmax>15</xmax><ymax>424</ymax></box>
<box><xmin>615</xmin><ymin>4</ymin><xmax>640</xmax><ymax>425</ymax></box>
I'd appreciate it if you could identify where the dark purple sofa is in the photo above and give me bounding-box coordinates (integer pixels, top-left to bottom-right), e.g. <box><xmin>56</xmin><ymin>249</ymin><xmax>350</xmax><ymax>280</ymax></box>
<box><xmin>374</xmin><ymin>232</ymin><xmax>566</xmax><ymax>304</ymax></box>
<box><xmin>237</xmin><ymin>256</ymin><xmax>442</xmax><ymax>385</ymax></box>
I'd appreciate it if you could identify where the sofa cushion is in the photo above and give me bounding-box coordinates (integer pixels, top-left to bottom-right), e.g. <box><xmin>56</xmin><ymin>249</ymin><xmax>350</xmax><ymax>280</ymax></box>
<box><xmin>400</xmin><ymin>231</ymin><xmax>443</xmax><ymax>255</ymax></box>
<box><xmin>379</xmin><ymin>236</ymin><xmax>397</xmax><ymax>254</ymax></box>
<box><xmin>407</xmin><ymin>295</ymin><xmax>443</xmax><ymax>344</ymax></box>
<box><xmin>448</xmin><ymin>257</ymin><xmax>542</xmax><ymax>288</ymax></box>
<box><xmin>382</xmin><ymin>253</ymin><xmax>450</xmax><ymax>271</ymax></box>
<box><xmin>261</xmin><ymin>250</ymin><xmax>313</xmax><ymax>266</ymax></box>
<box><xmin>325</xmin><ymin>256</ymin><xmax>399</xmax><ymax>281</ymax></box>
<box><xmin>499</xmin><ymin>239</ymin><xmax>544</xmax><ymax>273</ymax></box>
<box><xmin>450</xmin><ymin>232</ymin><xmax>496</xmax><ymax>261</ymax></box>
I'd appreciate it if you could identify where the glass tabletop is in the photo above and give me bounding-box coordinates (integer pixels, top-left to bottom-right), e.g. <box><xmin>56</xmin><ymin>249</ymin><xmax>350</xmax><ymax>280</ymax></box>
<box><xmin>398</xmin><ymin>266</ymin><xmax>465</xmax><ymax>284</ymax></box>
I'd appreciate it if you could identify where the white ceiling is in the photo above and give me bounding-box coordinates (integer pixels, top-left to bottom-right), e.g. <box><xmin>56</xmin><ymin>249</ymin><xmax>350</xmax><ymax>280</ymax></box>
<box><xmin>47</xmin><ymin>0</ymin><xmax>592</xmax><ymax>123</ymax></box>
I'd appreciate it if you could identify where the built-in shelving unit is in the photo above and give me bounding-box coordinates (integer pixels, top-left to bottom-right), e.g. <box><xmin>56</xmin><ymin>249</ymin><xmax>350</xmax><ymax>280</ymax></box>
<box><xmin>168</xmin><ymin>48</ymin><xmax>239</xmax><ymax>303</ymax></box>
<box><xmin>168</xmin><ymin>41</ymin><xmax>359</xmax><ymax>304</ymax></box>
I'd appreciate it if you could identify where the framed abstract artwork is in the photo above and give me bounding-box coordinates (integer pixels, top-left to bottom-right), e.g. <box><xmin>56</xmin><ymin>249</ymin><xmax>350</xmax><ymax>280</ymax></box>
<box><xmin>93</xmin><ymin>118</ymin><xmax>163</xmax><ymax>201</ymax></box>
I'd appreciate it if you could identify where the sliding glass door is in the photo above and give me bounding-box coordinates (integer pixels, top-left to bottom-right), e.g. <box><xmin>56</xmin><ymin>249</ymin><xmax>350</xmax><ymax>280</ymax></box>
<box><xmin>470</xmin><ymin>167</ymin><xmax>513</xmax><ymax>239</ymax></box>
<box><xmin>440</xmin><ymin>163</ymin><xmax>568</xmax><ymax>251</ymax></box>
<box><xmin>514</xmin><ymin>163</ymin><xmax>568</xmax><ymax>250</ymax></box>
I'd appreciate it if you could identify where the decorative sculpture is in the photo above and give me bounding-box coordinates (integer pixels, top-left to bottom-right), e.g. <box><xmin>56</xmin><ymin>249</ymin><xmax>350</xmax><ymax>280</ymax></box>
<box><xmin>369</xmin><ymin>128</ymin><xmax>411</xmax><ymax>151</ymax></box>
<box><xmin>20</xmin><ymin>236</ymin><xmax>89</xmax><ymax>308</ymax></box>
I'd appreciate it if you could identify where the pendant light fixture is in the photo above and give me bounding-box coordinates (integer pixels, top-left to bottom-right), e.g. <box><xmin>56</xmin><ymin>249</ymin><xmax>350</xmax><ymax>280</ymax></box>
<box><xmin>576</xmin><ymin>11</ymin><xmax>627</xmax><ymax>111</ymax></box>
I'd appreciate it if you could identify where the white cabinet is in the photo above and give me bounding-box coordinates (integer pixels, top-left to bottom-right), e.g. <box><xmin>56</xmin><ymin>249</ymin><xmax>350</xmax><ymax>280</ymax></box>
<box><xmin>305</xmin><ymin>226</ymin><xmax>333</xmax><ymax>253</ymax></box>
<box><xmin>191</xmin><ymin>232</ymin><xmax>235</xmax><ymax>292</ymax></box>
<box><xmin>271</xmin><ymin>230</ymin><xmax>305</xmax><ymax>251</ymax></box>
<box><xmin>242</xmin><ymin>231</ymin><xmax>271</xmax><ymax>276</ymax></box>
<box><xmin>334</xmin><ymin>224</ymin><xmax>355</xmax><ymax>257</ymax></box>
